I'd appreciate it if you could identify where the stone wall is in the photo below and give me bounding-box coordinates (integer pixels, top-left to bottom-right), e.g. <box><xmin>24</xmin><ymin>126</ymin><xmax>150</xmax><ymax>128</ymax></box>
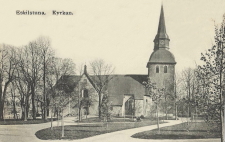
<box><xmin>110</xmin><ymin>106</ymin><xmax>122</xmax><ymax>116</ymax></box>
<box><xmin>134</xmin><ymin>99</ymin><xmax>143</xmax><ymax>117</ymax></box>
<box><xmin>78</xmin><ymin>75</ymin><xmax>99</xmax><ymax>116</ymax></box>
<box><xmin>148</xmin><ymin>64</ymin><xmax>175</xmax><ymax>90</ymax></box>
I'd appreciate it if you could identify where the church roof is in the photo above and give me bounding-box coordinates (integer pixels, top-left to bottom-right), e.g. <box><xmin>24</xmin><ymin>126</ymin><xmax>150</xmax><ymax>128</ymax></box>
<box><xmin>107</xmin><ymin>75</ymin><xmax>147</xmax><ymax>105</ymax></box>
<box><xmin>56</xmin><ymin>74</ymin><xmax>148</xmax><ymax>106</ymax></box>
<box><xmin>148</xmin><ymin>49</ymin><xmax>176</xmax><ymax>64</ymax></box>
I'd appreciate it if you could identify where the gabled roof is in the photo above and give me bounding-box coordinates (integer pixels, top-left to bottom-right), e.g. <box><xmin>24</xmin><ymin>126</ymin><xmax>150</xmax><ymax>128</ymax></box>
<box><xmin>107</xmin><ymin>75</ymin><xmax>147</xmax><ymax>105</ymax></box>
<box><xmin>56</xmin><ymin>74</ymin><xmax>148</xmax><ymax>105</ymax></box>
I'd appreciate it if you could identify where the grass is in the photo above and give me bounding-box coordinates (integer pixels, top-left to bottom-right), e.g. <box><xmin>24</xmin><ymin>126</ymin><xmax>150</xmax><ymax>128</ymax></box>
<box><xmin>131</xmin><ymin>122</ymin><xmax>221</xmax><ymax>139</ymax></box>
<box><xmin>0</xmin><ymin>118</ymin><xmax>57</xmax><ymax>125</ymax></box>
<box><xmin>76</xmin><ymin>115</ymin><xmax>175</xmax><ymax>123</ymax></box>
<box><xmin>76</xmin><ymin>116</ymin><xmax>136</xmax><ymax>123</ymax></box>
<box><xmin>35</xmin><ymin>118</ymin><xmax>162</xmax><ymax>140</ymax></box>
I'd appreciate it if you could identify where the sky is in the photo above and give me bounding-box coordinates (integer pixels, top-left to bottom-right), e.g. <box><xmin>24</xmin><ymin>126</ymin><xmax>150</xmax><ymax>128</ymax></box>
<box><xmin>0</xmin><ymin>0</ymin><xmax>225</xmax><ymax>75</ymax></box>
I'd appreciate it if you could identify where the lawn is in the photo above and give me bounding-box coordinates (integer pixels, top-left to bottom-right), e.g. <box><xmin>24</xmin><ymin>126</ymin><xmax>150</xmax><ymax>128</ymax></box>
<box><xmin>76</xmin><ymin>115</ymin><xmax>175</xmax><ymax>123</ymax></box>
<box><xmin>0</xmin><ymin>118</ymin><xmax>57</xmax><ymax>125</ymax></box>
<box><xmin>35</xmin><ymin>118</ymin><xmax>162</xmax><ymax>140</ymax></box>
<box><xmin>131</xmin><ymin>122</ymin><xmax>221</xmax><ymax>139</ymax></box>
<box><xmin>76</xmin><ymin>116</ymin><xmax>137</xmax><ymax>123</ymax></box>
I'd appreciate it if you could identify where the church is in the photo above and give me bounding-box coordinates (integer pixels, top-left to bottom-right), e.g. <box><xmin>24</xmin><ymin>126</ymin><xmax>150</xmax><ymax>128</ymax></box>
<box><xmin>57</xmin><ymin>5</ymin><xmax>176</xmax><ymax>118</ymax></box>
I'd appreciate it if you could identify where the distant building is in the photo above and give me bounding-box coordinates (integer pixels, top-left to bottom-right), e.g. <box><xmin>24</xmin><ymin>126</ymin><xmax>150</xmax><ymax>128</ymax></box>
<box><xmin>57</xmin><ymin>5</ymin><xmax>176</xmax><ymax>117</ymax></box>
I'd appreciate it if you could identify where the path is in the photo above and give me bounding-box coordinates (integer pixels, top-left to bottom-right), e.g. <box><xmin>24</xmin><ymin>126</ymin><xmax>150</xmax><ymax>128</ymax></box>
<box><xmin>0</xmin><ymin>117</ymin><xmax>77</xmax><ymax>142</ymax></box>
<box><xmin>0</xmin><ymin>117</ymin><xmax>221</xmax><ymax>142</ymax></box>
<box><xmin>75</xmin><ymin>119</ymin><xmax>220</xmax><ymax>142</ymax></box>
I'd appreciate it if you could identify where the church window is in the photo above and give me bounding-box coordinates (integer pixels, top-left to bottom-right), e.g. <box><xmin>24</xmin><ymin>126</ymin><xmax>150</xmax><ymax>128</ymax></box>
<box><xmin>156</xmin><ymin>66</ymin><xmax>159</xmax><ymax>73</ymax></box>
<box><xmin>164</xmin><ymin>66</ymin><xmax>168</xmax><ymax>73</ymax></box>
<box><xmin>83</xmin><ymin>89</ymin><xmax>89</xmax><ymax>98</ymax></box>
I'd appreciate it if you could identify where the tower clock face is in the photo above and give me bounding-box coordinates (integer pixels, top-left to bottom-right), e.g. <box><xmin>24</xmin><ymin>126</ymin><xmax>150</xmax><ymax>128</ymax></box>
<box><xmin>160</xmin><ymin>40</ymin><xmax>165</xmax><ymax>45</ymax></box>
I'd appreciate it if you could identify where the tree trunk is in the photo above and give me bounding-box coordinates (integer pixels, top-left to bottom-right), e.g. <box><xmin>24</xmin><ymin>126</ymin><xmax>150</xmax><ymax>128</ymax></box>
<box><xmin>221</xmin><ymin>103</ymin><xmax>225</xmax><ymax>142</ymax></box>
<box><xmin>165</xmin><ymin>96</ymin><xmax>168</xmax><ymax>120</ymax></box>
<box><xmin>78</xmin><ymin>83</ymin><xmax>81</xmax><ymax>121</ymax></box>
<box><xmin>98</xmin><ymin>93</ymin><xmax>101</xmax><ymax>118</ymax></box>
<box><xmin>10</xmin><ymin>83</ymin><xmax>16</xmax><ymax>120</ymax></box>
<box><xmin>0</xmin><ymin>82</ymin><xmax>10</xmax><ymax>120</ymax></box>
<box><xmin>188</xmin><ymin>86</ymin><xmax>191</xmax><ymax>117</ymax></box>
<box><xmin>78</xmin><ymin>107</ymin><xmax>81</xmax><ymax>121</ymax></box>
<box><xmin>61</xmin><ymin>109</ymin><xmax>64</xmax><ymax>137</ymax></box>
<box><xmin>43</xmin><ymin>53</ymin><xmax>47</xmax><ymax>120</ymax></box>
<box><xmin>41</xmin><ymin>102</ymin><xmax>44</xmax><ymax>119</ymax></box>
<box><xmin>51</xmin><ymin>108</ymin><xmax>53</xmax><ymax>130</ymax></box>
<box><xmin>57</xmin><ymin>109</ymin><xmax>59</xmax><ymax>126</ymax></box>
<box><xmin>54</xmin><ymin>106</ymin><xmax>57</xmax><ymax>117</ymax></box>
<box><xmin>24</xmin><ymin>104</ymin><xmax>27</xmax><ymax>121</ymax></box>
<box><xmin>219</xmin><ymin>79</ymin><xmax>224</xmax><ymax>142</ymax></box>
<box><xmin>13</xmin><ymin>99</ymin><xmax>16</xmax><ymax>120</ymax></box>
<box><xmin>0</xmin><ymin>72</ymin><xmax>3</xmax><ymax>120</ymax></box>
<box><xmin>175</xmin><ymin>102</ymin><xmax>178</xmax><ymax>120</ymax></box>
<box><xmin>0</xmin><ymin>103</ymin><xmax>4</xmax><ymax>120</ymax></box>
<box><xmin>156</xmin><ymin>103</ymin><xmax>160</xmax><ymax>134</ymax></box>
<box><xmin>195</xmin><ymin>103</ymin><xmax>198</xmax><ymax>120</ymax></box>
<box><xmin>31</xmin><ymin>88</ymin><xmax>36</xmax><ymax>119</ymax></box>
<box><xmin>25</xmin><ymin>98</ymin><xmax>29</xmax><ymax>120</ymax></box>
<box><xmin>47</xmin><ymin>98</ymin><xmax>50</xmax><ymax>117</ymax></box>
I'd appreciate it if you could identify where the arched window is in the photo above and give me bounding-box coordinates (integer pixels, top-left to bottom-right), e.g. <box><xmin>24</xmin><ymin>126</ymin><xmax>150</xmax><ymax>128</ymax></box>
<box><xmin>164</xmin><ymin>66</ymin><xmax>168</xmax><ymax>73</ymax></box>
<box><xmin>156</xmin><ymin>66</ymin><xmax>159</xmax><ymax>73</ymax></box>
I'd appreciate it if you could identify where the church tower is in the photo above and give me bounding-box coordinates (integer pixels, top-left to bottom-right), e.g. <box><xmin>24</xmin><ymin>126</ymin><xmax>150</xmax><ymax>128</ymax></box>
<box><xmin>146</xmin><ymin>5</ymin><xmax>176</xmax><ymax>93</ymax></box>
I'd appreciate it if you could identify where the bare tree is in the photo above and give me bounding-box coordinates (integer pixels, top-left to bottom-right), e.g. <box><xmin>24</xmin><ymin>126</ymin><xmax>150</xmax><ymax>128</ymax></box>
<box><xmin>181</xmin><ymin>68</ymin><xmax>196</xmax><ymax>117</ymax></box>
<box><xmin>0</xmin><ymin>36</ymin><xmax>76</xmax><ymax>121</ymax></box>
<box><xmin>14</xmin><ymin>47</ymin><xmax>33</xmax><ymax>121</ymax></box>
<box><xmin>37</xmin><ymin>36</ymin><xmax>54</xmax><ymax>120</ymax></box>
<box><xmin>173</xmin><ymin>72</ymin><xmax>183</xmax><ymax>120</ymax></box>
<box><xmin>46</xmin><ymin>57</ymin><xmax>75</xmax><ymax>117</ymax></box>
<box><xmin>0</xmin><ymin>45</ymin><xmax>18</xmax><ymax>120</ymax></box>
<box><xmin>9</xmin><ymin>82</ymin><xmax>18</xmax><ymax>119</ymax></box>
<box><xmin>14</xmin><ymin>38</ymin><xmax>51</xmax><ymax>120</ymax></box>
<box><xmin>26</xmin><ymin>41</ymin><xmax>43</xmax><ymax>119</ymax></box>
<box><xmin>160</xmin><ymin>78</ymin><xmax>176</xmax><ymax>120</ymax></box>
<box><xmin>89</xmin><ymin>59</ymin><xmax>115</xmax><ymax>118</ymax></box>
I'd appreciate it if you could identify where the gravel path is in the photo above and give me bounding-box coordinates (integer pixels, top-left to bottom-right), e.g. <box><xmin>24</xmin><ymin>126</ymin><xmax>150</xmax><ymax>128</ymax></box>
<box><xmin>0</xmin><ymin>117</ymin><xmax>220</xmax><ymax>142</ymax></box>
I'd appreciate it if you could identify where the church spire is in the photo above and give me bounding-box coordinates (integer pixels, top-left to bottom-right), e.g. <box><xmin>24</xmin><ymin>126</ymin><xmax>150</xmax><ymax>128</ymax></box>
<box><xmin>157</xmin><ymin>5</ymin><xmax>168</xmax><ymax>39</ymax></box>
<box><xmin>153</xmin><ymin>4</ymin><xmax>170</xmax><ymax>51</ymax></box>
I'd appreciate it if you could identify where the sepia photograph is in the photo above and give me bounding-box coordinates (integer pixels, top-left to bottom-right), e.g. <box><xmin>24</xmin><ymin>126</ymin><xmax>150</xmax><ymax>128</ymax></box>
<box><xmin>0</xmin><ymin>0</ymin><xmax>225</xmax><ymax>142</ymax></box>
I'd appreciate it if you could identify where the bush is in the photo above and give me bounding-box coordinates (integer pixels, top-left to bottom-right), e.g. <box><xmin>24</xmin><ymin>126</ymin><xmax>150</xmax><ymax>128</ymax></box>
<box><xmin>134</xmin><ymin>117</ymin><xmax>142</xmax><ymax>122</ymax></box>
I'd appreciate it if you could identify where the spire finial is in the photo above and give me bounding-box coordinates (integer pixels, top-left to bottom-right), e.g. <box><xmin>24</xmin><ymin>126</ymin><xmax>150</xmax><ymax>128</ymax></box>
<box><xmin>84</xmin><ymin>65</ymin><xmax>87</xmax><ymax>74</ymax></box>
